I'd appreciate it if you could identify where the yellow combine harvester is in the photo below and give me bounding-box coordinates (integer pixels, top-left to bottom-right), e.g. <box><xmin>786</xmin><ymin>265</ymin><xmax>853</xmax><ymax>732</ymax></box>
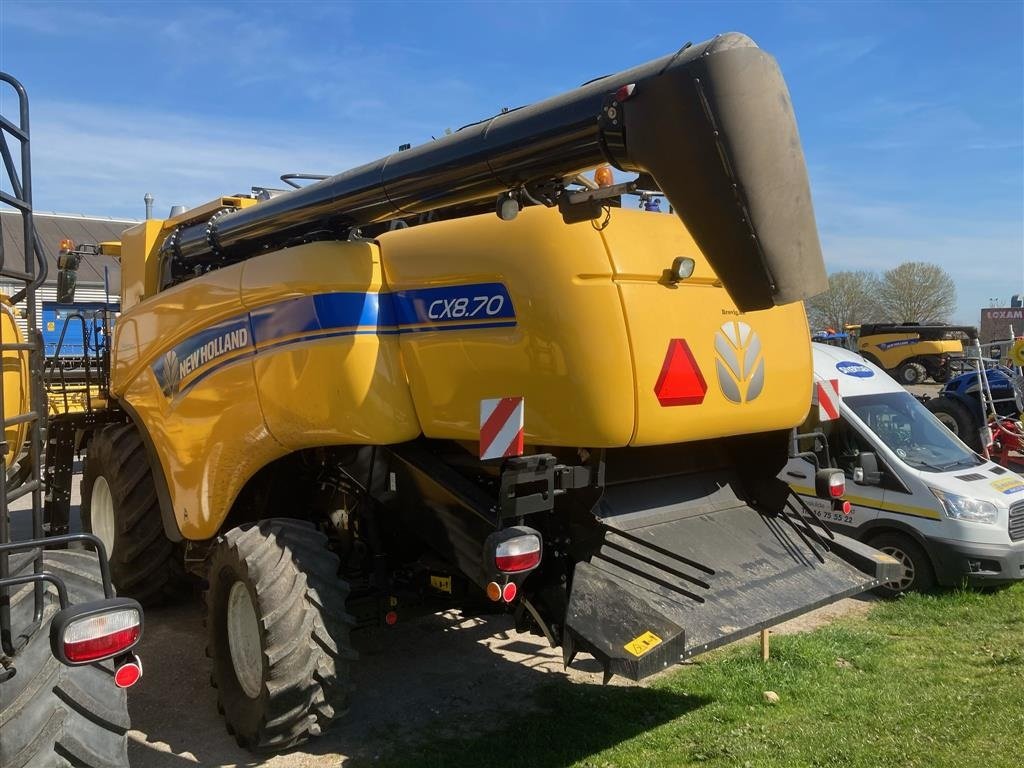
<box><xmin>41</xmin><ymin>33</ymin><xmax>898</xmax><ymax>751</ymax></box>
<box><xmin>857</xmin><ymin>323</ymin><xmax>966</xmax><ymax>384</ymax></box>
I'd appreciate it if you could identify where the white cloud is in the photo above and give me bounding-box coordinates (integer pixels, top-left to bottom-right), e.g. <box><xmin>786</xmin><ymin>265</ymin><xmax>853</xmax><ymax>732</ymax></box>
<box><xmin>28</xmin><ymin>100</ymin><xmax>377</xmax><ymax>218</ymax></box>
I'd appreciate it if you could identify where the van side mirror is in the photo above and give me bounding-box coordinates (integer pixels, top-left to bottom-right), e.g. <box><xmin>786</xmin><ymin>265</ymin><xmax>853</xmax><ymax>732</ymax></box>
<box><xmin>853</xmin><ymin>452</ymin><xmax>882</xmax><ymax>486</ymax></box>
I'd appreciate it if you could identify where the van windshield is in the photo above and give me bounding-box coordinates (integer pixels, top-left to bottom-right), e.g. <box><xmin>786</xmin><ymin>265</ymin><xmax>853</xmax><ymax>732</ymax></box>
<box><xmin>844</xmin><ymin>391</ymin><xmax>983</xmax><ymax>473</ymax></box>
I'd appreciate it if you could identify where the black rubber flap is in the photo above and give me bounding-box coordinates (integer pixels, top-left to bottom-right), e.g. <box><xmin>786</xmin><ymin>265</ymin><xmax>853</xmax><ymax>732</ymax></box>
<box><xmin>566</xmin><ymin>503</ymin><xmax>886</xmax><ymax>681</ymax></box>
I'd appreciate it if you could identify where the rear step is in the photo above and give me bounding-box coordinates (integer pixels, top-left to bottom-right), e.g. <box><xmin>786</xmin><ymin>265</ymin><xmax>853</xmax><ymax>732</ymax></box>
<box><xmin>565</xmin><ymin>496</ymin><xmax>900</xmax><ymax>682</ymax></box>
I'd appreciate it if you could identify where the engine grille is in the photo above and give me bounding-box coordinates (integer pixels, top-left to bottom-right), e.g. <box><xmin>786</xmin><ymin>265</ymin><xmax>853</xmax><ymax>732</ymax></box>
<box><xmin>1010</xmin><ymin>501</ymin><xmax>1024</xmax><ymax>543</ymax></box>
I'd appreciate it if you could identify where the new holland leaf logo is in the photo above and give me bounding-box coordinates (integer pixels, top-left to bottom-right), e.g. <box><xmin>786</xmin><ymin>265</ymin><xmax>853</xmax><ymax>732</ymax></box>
<box><xmin>159</xmin><ymin>349</ymin><xmax>180</xmax><ymax>397</ymax></box>
<box><xmin>714</xmin><ymin>321</ymin><xmax>765</xmax><ymax>403</ymax></box>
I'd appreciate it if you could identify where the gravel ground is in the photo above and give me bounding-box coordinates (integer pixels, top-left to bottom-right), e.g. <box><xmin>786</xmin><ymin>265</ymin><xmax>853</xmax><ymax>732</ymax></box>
<box><xmin>9</xmin><ymin>462</ymin><xmax>876</xmax><ymax>767</ymax></box>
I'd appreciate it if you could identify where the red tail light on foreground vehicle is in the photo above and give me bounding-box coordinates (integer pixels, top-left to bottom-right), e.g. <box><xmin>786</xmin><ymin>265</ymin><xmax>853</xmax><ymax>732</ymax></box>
<box><xmin>494</xmin><ymin>533</ymin><xmax>542</xmax><ymax>573</ymax></box>
<box><xmin>485</xmin><ymin>526</ymin><xmax>543</xmax><ymax>575</ymax></box>
<box><xmin>50</xmin><ymin>597</ymin><xmax>143</xmax><ymax>665</ymax></box>
<box><xmin>815</xmin><ymin>469</ymin><xmax>846</xmax><ymax>499</ymax></box>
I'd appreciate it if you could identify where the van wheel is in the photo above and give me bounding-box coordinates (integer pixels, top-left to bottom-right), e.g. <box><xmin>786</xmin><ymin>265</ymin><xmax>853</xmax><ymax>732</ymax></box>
<box><xmin>82</xmin><ymin>423</ymin><xmax>185</xmax><ymax>606</ymax></box>
<box><xmin>924</xmin><ymin>397</ymin><xmax>980</xmax><ymax>451</ymax></box>
<box><xmin>894</xmin><ymin>361</ymin><xmax>927</xmax><ymax>386</ymax></box>
<box><xmin>206</xmin><ymin>519</ymin><xmax>356</xmax><ymax>751</ymax></box>
<box><xmin>869</xmin><ymin>532</ymin><xmax>935</xmax><ymax>597</ymax></box>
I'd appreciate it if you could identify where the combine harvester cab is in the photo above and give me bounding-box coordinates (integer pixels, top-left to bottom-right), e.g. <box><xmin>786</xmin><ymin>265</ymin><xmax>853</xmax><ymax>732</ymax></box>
<box><xmin>73</xmin><ymin>32</ymin><xmax>899</xmax><ymax>747</ymax></box>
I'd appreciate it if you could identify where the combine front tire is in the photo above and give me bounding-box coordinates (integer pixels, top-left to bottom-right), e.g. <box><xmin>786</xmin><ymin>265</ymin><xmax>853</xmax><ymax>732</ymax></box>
<box><xmin>82</xmin><ymin>423</ymin><xmax>184</xmax><ymax>606</ymax></box>
<box><xmin>0</xmin><ymin>550</ymin><xmax>130</xmax><ymax>768</ymax></box>
<box><xmin>206</xmin><ymin>519</ymin><xmax>355</xmax><ymax>751</ymax></box>
<box><xmin>894</xmin><ymin>361</ymin><xmax>927</xmax><ymax>386</ymax></box>
<box><xmin>925</xmin><ymin>397</ymin><xmax>981</xmax><ymax>451</ymax></box>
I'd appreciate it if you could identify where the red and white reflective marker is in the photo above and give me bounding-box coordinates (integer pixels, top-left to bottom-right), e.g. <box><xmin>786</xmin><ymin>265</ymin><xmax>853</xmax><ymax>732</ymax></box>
<box><xmin>816</xmin><ymin>379</ymin><xmax>841</xmax><ymax>421</ymax></box>
<box><xmin>480</xmin><ymin>397</ymin><xmax>524</xmax><ymax>460</ymax></box>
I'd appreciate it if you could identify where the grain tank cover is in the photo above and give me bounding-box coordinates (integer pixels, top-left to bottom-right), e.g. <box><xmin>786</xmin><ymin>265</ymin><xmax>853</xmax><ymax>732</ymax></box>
<box><xmin>161</xmin><ymin>32</ymin><xmax>825</xmax><ymax>312</ymax></box>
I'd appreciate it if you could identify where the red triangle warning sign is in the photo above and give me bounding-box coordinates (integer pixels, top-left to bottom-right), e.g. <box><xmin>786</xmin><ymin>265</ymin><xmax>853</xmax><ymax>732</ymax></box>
<box><xmin>654</xmin><ymin>338</ymin><xmax>708</xmax><ymax>407</ymax></box>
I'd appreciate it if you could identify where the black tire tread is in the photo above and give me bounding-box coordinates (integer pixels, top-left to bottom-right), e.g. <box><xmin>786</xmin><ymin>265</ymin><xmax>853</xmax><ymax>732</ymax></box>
<box><xmin>869</xmin><ymin>531</ymin><xmax>936</xmax><ymax>597</ymax></box>
<box><xmin>0</xmin><ymin>550</ymin><xmax>130</xmax><ymax>768</ymax></box>
<box><xmin>207</xmin><ymin>518</ymin><xmax>355</xmax><ymax>751</ymax></box>
<box><xmin>924</xmin><ymin>396</ymin><xmax>980</xmax><ymax>450</ymax></box>
<box><xmin>82</xmin><ymin>423</ymin><xmax>184</xmax><ymax>605</ymax></box>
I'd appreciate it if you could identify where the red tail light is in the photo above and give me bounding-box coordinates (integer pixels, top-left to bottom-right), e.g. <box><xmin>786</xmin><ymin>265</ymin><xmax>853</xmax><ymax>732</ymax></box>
<box><xmin>51</xmin><ymin>598</ymin><xmax>143</xmax><ymax>666</ymax></box>
<box><xmin>494</xmin><ymin>534</ymin><xmax>542</xmax><ymax>573</ymax></box>
<box><xmin>828</xmin><ymin>474</ymin><xmax>845</xmax><ymax>498</ymax></box>
<box><xmin>64</xmin><ymin>609</ymin><xmax>141</xmax><ymax>663</ymax></box>
<box><xmin>815</xmin><ymin>469</ymin><xmax>845</xmax><ymax>500</ymax></box>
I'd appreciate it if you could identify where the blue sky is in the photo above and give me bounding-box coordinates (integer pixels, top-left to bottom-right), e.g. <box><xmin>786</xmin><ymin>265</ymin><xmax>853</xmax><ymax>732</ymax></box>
<box><xmin>1</xmin><ymin>1</ymin><xmax>1021</xmax><ymax>324</ymax></box>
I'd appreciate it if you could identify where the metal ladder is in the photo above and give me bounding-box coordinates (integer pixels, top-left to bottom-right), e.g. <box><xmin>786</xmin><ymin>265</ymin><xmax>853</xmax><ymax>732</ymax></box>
<box><xmin>0</xmin><ymin>73</ymin><xmax>50</xmax><ymax>655</ymax></box>
<box><xmin>958</xmin><ymin>335</ymin><xmax>1024</xmax><ymax>458</ymax></box>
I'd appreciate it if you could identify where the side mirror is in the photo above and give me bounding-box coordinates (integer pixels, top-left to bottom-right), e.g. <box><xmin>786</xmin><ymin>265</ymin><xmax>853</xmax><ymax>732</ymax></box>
<box><xmin>56</xmin><ymin>251</ymin><xmax>81</xmax><ymax>303</ymax></box>
<box><xmin>853</xmin><ymin>452</ymin><xmax>882</xmax><ymax>486</ymax></box>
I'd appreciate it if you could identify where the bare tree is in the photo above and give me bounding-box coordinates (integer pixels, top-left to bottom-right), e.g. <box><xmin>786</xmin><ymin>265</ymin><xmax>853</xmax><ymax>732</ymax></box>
<box><xmin>805</xmin><ymin>270</ymin><xmax>884</xmax><ymax>331</ymax></box>
<box><xmin>877</xmin><ymin>262</ymin><xmax>957</xmax><ymax>323</ymax></box>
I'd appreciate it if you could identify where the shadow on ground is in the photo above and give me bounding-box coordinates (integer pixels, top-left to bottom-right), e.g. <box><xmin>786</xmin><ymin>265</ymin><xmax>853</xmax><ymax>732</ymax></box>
<box><xmin>127</xmin><ymin>599</ymin><xmax>703</xmax><ymax>767</ymax></box>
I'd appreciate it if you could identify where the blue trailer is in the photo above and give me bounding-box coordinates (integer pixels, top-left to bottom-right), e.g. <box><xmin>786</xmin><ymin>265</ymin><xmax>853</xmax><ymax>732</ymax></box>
<box><xmin>41</xmin><ymin>301</ymin><xmax>118</xmax><ymax>385</ymax></box>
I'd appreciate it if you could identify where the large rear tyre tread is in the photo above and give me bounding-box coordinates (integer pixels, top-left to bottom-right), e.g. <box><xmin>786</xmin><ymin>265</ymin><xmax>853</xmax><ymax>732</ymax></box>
<box><xmin>0</xmin><ymin>550</ymin><xmax>130</xmax><ymax>768</ymax></box>
<box><xmin>82</xmin><ymin>423</ymin><xmax>185</xmax><ymax>606</ymax></box>
<box><xmin>206</xmin><ymin>518</ymin><xmax>356</xmax><ymax>752</ymax></box>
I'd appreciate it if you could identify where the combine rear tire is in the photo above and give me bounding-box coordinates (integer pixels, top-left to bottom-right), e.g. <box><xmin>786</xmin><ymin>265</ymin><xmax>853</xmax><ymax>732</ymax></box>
<box><xmin>925</xmin><ymin>397</ymin><xmax>981</xmax><ymax>451</ymax></box>
<box><xmin>206</xmin><ymin>519</ymin><xmax>355</xmax><ymax>751</ymax></box>
<box><xmin>868</xmin><ymin>532</ymin><xmax>935</xmax><ymax>597</ymax></box>
<box><xmin>894</xmin><ymin>361</ymin><xmax>927</xmax><ymax>386</ymax></box>
<box><xmin>0</xmin><ymin>550</ymin><xmax>130</xmax><ymax>768</ymax></box>
<box><xmin>82</xmin><ymin>423</ymin><xmax>184</xmax><ymax>606</ymax></box>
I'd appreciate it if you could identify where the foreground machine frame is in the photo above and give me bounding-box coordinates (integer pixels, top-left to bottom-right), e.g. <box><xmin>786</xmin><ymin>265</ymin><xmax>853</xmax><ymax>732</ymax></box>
<box><xmin>0</xmin><ymin>73</ymin><xmax>143</xmax><ymax>768</ymax></box>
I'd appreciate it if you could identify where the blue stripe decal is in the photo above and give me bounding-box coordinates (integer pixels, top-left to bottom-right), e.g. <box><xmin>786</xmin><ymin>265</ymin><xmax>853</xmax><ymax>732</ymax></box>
<box><xmin>152</xmin><ymin>283</ymin><xmax>516</xmax><ymax>399</ymax></box>
<box><xmin>249</xmin><ymin>291</ymin><xmax>394</xmax><ymax>345</ymax></box>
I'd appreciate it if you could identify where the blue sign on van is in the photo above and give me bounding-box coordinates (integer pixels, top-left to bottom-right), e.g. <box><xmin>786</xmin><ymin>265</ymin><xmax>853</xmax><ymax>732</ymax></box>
<box><xmin>836</xmin><ymin>360</ymin><xmax>874</xmax><ymax>378</ymax></box>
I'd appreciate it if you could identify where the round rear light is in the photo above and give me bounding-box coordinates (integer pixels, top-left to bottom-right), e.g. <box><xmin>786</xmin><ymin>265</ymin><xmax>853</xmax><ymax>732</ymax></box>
<box><xmin>114</xmin><ymin>657</ymin><xmax>143</xmax><ymax>688</ymax></box>
<box><xmin>501</xmin><ymin>582</ymin><xmax>517</xmax><ymax>603</ymax></box>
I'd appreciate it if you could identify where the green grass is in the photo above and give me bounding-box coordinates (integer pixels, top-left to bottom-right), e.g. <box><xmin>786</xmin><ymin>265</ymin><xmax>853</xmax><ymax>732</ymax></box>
<box><xmin>365</xmin><ymin>585</ymin><xmax>1024</xmax><ymax>768</ymax></box>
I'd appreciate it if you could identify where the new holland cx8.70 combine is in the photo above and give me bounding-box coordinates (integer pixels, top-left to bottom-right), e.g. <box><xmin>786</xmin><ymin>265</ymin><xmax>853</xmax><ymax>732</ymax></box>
<box><xmin>48</xmin><ymin>33</ymin><xmax>898</xmax><ymax>751</ymax></box>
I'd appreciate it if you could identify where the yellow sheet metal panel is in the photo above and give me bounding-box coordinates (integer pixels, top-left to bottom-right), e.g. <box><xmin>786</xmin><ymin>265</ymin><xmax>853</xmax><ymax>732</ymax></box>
<box><xmin>598</xmin><ymin>210</ymin><xmax>812</xmax><ymax>445</ymax></box>
<box><xmin>113</xmin><ymin>260</ymin><xmax>270</xmax><ymax>539</ymax></box>
<box><xmin>378</xmin><ymin>207</ymin><xmax>636</xmax><ymax>447</ymax></box>
<box><xmin>113</xmin><ymin>240</ymin><xmax>420</xmax><ymax>538</ymax></box>
<box><xmin>112</xmin><ymin>261</ymin><xmax>245</xmax><ymax>397</ymax></box>
<box><xmin>0</xmin><ymin>300</ymin><xmax>29</xmax><ymax>467</ymax></box>
<box><xmin>240</xmin><ymin>242</ymin><xmax>419</xmax><ymax>449</ymax></box>
<box><xmin>118</xmin><ymin>219</ymin><xmax>166</xmax><ymax>311</ymax></box>
<box><xmin>120</xmin><ymin>360</ymin><xmax>281</xmax><ymax>541</ymax></box>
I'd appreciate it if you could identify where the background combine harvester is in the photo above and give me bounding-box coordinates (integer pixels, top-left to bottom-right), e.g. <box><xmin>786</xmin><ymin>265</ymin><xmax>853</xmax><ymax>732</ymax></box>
<box><xmin>0</xmin><ymin>74</ymin><xmax>142</xmax><ymax>768</ymax></box>
<box><xmin>857</xmin><ymin>323</ymin><xmax>968</xmax><ymax>385</ymax></box>
<box><xmin>41</xmin><ymin>33</ymin><xmax>898</xmax><ymax>752</ymax></box>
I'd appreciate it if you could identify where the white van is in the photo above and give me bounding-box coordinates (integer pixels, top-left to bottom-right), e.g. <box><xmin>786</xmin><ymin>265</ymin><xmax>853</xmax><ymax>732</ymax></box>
<box><xmin>783</xmin><ymin>343</ymin><xmax>1024</xmax><ymax>596</ymax></box>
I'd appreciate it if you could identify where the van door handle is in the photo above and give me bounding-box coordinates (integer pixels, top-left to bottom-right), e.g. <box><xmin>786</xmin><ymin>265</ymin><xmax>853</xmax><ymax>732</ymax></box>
<box><xmin>786</xmin><ymin>471</ymin><xmax>808</xmax><ymax>479</ymax></box>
